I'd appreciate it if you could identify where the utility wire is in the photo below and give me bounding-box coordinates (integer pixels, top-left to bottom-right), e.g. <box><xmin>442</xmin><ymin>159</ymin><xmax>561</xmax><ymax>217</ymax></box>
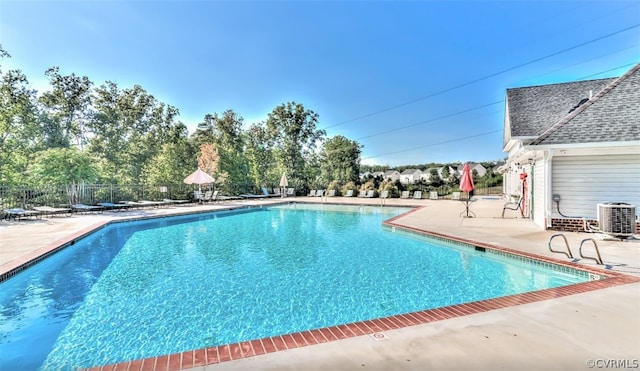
<box><xmin>361</xmin><ymin>129</ymin><xmax>502</xmax><ymax>161</ymax></box>
<box><xmin>323</xmin><ymin>23</ymin><xmax>640</xmax><ymax>130</ymax></box>
<box><xmin>354</xmin><ymin>100</ymin><xmax>503</xmax><ymax>141</ymax></box>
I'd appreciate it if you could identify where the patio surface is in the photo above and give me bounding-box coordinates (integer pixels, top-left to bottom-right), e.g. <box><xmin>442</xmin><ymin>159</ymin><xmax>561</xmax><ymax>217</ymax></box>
<box><xmin>1</xmin><ymin>196</ymin><xmax>639</xmax><ymax>370</ymax></box>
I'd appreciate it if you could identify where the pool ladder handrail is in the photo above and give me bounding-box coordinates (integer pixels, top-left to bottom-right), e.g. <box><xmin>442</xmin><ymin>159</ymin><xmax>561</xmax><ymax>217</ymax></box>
<box><xmin>547</xmin><ymin>234</ymin><xmax>604</xmax><ymax>265</ymax></box>
<box><xmin>578</xmin><ymin>238</ymin><xmax>603</xmax><ymax>265</ymax></box>
<box><xmin>548</xmin><ymin>234</ymin><xmax>573</xmax><ymax>259</ymax></box>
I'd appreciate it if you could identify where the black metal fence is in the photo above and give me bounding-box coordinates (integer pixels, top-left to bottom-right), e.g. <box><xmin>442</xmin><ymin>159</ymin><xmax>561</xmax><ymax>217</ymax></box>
<box><xmin>0</xmin><ymin>184</ymin><xmax>197</xmax><ymax>210</ymax></box>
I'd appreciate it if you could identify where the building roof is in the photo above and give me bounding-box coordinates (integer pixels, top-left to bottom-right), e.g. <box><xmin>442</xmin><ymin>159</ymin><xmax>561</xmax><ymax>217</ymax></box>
<box><xmin>400</xmin><ymin>168</ymin><xmax>421</xmax><ymax>175</ymax></box>
<box><xmin>505</xmin><ymin>77</ymin><xmax>615</xmax><ymax>141</ymax></box>
<box><xmin>530</xmin><ymin>63</ymin><xmax>640</xmax><ymax>145</ymax></box>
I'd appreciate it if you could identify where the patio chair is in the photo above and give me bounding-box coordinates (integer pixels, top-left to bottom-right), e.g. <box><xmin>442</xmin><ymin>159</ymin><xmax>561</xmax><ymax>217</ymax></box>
<box><xmin>344</xmin><ymin>189</ymin><xmax>354</xmax><ymax>197</ymax></box>
<box><xmin>287</xmin><ymin>188</ymin><xmax>295</xmax><ymax>197</ymax></box>
<box><xmin>502</xmin><ymin>196</ymin><xmax>523</xmax><ymax>218</ymax></box>
<box><xmin>451</xmin><ymin>192</ymin><xmax>461</xmax><ymax>200</ymax></box>
<box><xmin>429</xmin><ymin>191</ymin><xmax>438</xmax><ymax>200</ymax></box>
<box><xmin>326</xmin><ymin>189</ymin><xmax>336</xmax><ymax>197</ymax></box>
<box><xmin>400</xmin><ymin>191</ymin><xmax>410</xmax><ymax>199</ymax></box>
<box><xmin>308</xmin><ymin>190</ymin><xmax>317</xmax><ymax>197</ymax></box>
<box><xmin>315</xmin><ymin>190</ymin><xmax>324</xmax><ymax>197</ymax></box>
<box><xmin>365</xmin><ymin>190</ymin><xmax>375</xmax><ymax>198</ymax></box>
<box><xmin>357</xmin><ymin>190</ymin><xmax>366</xmax><ymax>197</ymax></box>
<box><xmin>380</xmin><ymin>190</ymin><xmax>389</xmax><ymax>199</ymax></box>
<box><xmin>413</xmin><ymin>191</ymin><xmax>422</xmax><ymax>199</ymax></box>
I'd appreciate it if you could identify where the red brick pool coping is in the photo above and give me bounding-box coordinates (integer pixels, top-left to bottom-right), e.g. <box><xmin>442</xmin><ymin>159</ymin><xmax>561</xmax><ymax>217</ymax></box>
<box><xmin>2</xmin><ymin>205</ymin><xmax>638</xmax><ymax>371</ymax></box>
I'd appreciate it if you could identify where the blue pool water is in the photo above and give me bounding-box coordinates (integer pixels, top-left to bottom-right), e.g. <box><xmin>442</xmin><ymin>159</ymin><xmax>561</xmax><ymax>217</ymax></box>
<box><xmin>0</xmin><ymin>204</ymin><xmax>587</xmax><ymax>370</ymax></box>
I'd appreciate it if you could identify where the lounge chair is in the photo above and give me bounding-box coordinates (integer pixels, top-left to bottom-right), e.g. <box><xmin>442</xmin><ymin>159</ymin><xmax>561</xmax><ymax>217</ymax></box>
<box><xmin>261</xmin><ymin>187</ymin><xmax>279</xmax><ymax>197</ymax></box>
<box><xmin>326</xmin><ymin>189</ymin><xmax>336</xmax><ymax>197</ymax></box>
<box><xmin>163</xmin><ymin>198</ymin><xmax>190</xmax><ymax>205</ymax></box>
<box><xmin>119</xmin><ymin>201</ymin><xmax>146</xmax><ymax>209</ymax></box>
<box><xmin>344</xmin><ymin>190</ymin><xmax>354</xmax><ymax>197</ymax></box>
<box><xmin>308</xmin><ymin>190</ymin><xmax>317</xmax><ymax>197</ymax></box>
<box><xmin>357</xmin><ymin>191</ymin><xmax>366</xmax><ymax>197</ymax></box>
<box><xmin>413</xmin><ymin>191</ymin><xmax>422</xmax><ymax>199</ymax></box>
<box><xmin>240</xmin><ymin>188</ymin><xmax>276</xmax><ymax>199</ymax></box>
<box><xmin>3</xmin><ymin>208</ymin><xmax>42</xmax><ymax>220</ymax></box>
<box><xmin>400</xmin><ymin>191</ymin><xmax>410</xmax><ymax>199</ymax></box>
<box><xmin>315</xmin><ymin>190</ymin><xmax>324</xmax><ymax>197</ymax></box>
<box><xmin>380</xmin><ymin>190</ymin><xmax>389</xmax><ymax>199</ymax></box>
<box><xmin>365</xmin><ymin>190</ymin><xmax>375</xmax><ymax>198</ymax></box>
<box><xmin>71</xmin><ymin>204</ymin><xmax>104</xmax><ymax>214</ymax></box>
<box><xmin>138</xmin><ymin>200</ymin><xmax>166</xmax><ymax>208</ymax></box>
<box><xmin>287</xmin><ymin>188</ymin><xmax>295</xmax><ymax>197</ymax></box>
<box><xmin>97</xmin><ymin>202</ymin><xmax>129</xmax><ymax>211</ymax></box>
<box><xmin>33</xmin><ymin>206</ymin><xmax>72</xmax><ymax>217</ymax></box>
<box><xmin>193</xmin><ymin>190</ymin><xmax>204</xmax><ymax>203</ymax></box>
<box><xmin>429</xmin><ymin>191</ymin><xmax>438</xmax><ymax>200</ymax></box>
<box><xmin>451</xmin><ymin>192</ymin><xmax>461</xmax><ymax>200</ymax></box>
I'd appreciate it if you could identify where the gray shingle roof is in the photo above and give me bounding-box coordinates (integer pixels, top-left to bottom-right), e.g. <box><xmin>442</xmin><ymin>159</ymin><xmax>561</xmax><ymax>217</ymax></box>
<box><xmin>531</xmin><ymin>63</ymin><xmax>640</xmax><ymax>145</ymax></box>
<box><xmin>506</xmin><ymin>77</ymin><xmax>615</xmax><ymax>139</ymax></box>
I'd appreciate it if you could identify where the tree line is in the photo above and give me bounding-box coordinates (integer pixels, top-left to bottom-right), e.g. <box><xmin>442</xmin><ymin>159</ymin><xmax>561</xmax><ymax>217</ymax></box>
<box><xmin>0</xmin><ymin>46</ymin><xmax>362</xmax><ymax>197</ymax></box>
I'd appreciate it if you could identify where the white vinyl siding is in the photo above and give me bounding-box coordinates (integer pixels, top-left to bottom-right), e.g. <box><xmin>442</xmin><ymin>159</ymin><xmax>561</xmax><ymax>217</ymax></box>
<box><xmin>532</xmin><ymin>159</ymin><xmax>546</xmax><ymax>227</ymax></box>
<box><xmin>551</xmin><ymin>154</ymin><xmax>640</xmax><ymax>219</ymax></box>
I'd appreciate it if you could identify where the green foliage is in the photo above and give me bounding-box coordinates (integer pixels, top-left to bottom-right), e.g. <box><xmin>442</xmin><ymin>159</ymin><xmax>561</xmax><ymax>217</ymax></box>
<box><xmin>266</xmin><ymin>101</ymin><xmax>326</xmax><ymax>188</ymax></box>
<box><xmin>319</xmin><ymin>135</ymin><xmax>361</xmax><ymax>185</ymax></box>
<box><xmin>38</xmin><ymin>67</ymin><xmax>93</xmax><ymax>148</ymax></box>
<box><xmin>341</xmin><ymin>181</ymin><xmax>358</xmax><ymax>195</ymax></box>
<box><xmin>327</xmin><ymin>180</ymin><xmax>342</xmax><ymax>195</ymax></box>
<box><xmin>0</xmin><ymin>53</ymin><xmax>41</xmax><ymax>185</ymax></box>
<box><xmin>378</xmin><ymin>180</ymin><xmax>399</xmax><ymax>197</ymax></box>
<box><xmin>26</xmin><ymin>147</ymin><xmax>98</xmax><ymax>204</ymax></box>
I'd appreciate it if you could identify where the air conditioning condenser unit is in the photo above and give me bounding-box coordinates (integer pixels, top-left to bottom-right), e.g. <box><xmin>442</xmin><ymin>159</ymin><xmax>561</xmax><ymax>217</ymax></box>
<box><xmin>597</xmin><ymin>203</ymin><xmax>636</xmax><ymax>237</ymax></box>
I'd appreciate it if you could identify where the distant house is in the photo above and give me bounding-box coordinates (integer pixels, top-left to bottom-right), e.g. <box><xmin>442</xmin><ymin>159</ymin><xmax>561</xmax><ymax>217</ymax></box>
<box><xmin>458</xmin><ymin>163</ymin><xmax>486</xmax><ymax>177</ymax></box>
<box><xmin>383</xmin><ymin>170</ymin><xmax>401</xmax><ymax>182</ymax></box>
<box><xmin>399</xmin><ymin>169</ymin><xmax>422</xmax><ymax>184</ymax></box>
<box><xmin>499</xmin><ymin>63</ymin><xmax>640</xmax><ymax>232</ymax></box>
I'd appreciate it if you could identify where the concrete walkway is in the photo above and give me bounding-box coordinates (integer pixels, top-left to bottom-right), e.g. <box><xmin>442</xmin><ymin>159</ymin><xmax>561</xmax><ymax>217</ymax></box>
<box><xmin>1</xmin><ymin>197</ymin><xmax>639</xmax><ymax>370</ymax></box>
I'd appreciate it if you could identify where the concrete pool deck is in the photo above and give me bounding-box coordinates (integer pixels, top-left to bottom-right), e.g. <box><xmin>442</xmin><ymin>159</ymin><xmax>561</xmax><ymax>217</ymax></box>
<box><xmin>1</xmin><ymin>197</ymin><xmax>639</xmax><ymax>370</ymax></box>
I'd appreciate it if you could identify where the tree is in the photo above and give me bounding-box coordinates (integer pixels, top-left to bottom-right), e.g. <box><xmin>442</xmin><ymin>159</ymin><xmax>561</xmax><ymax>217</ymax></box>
<box><xmin>266</xmin><ymin>102</ymin><xmax>326</xmax><ymax>189</ymax></box>
<box><xmin>0</xmin><ymin>50</ymin><xmax>40</xmax><ymax>185</ymax></box>
<box><xmin>428</xmin><ymin>168</ymin><xmax>443</xmax><ymax>188</ymax></box>
<box><xmin>39</xmin><ymin>67</ymin><xmax>93</xmax><ymax>148</ymax></box>
<box><xmin>319</xmin><ymin>135</ymin><xmax>361</xmax><ymax>186</ymax></box>
<box><xmin>143</xmin><ymin>122</ymin><xmax>196</xmax><ymax>185</ymax></box>
<box><xmin>27</xmin><ymin>147</ymin><xmax>98</xmax><ymax>204</ymax></box>
<box><xmin>197</xmin><ymin>143</ymin><xmax>222</xmax><ymax>184</ymax></box>
<box><xmin>244</xmin><ymin>123</ymin><xmax>273</xmax><ymax>191</ymax></box>
<box><xmin>212</xmin><ymin>110</ymin><xmax>246</xmax><ymax>192</ymax></box>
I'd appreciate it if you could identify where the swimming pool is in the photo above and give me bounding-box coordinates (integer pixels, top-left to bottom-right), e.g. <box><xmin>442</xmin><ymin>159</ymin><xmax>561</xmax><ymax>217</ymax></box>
<box><xmin>0</xmin><ymin>203</ymin><xmax>589</xmax><ymax>370</ymax></box>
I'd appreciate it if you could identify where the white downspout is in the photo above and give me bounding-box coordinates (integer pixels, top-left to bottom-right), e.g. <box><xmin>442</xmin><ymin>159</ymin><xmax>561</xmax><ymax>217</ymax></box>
<box><xmin>544</xmin><ymin>149</ymin><xmax>554</xmax><ymax>228</ymax></box>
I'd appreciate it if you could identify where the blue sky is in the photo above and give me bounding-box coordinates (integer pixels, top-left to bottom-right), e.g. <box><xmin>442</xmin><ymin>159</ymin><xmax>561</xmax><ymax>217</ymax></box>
<box><xmin>1</xmin><ymin>1</ymin><xmax>638</xmax><ymax>166</ymax></box>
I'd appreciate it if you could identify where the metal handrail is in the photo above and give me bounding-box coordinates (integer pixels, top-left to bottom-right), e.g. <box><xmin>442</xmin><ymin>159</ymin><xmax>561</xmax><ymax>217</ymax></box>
<box><xmin>548</xmin><ymin>234</ymin><xmax>573</xmax><ymax>259</ymax></box>
<box><xmin>579</xmin><ymin>238</ymin><xmax>603</xmax><ymax>265</ymax></box>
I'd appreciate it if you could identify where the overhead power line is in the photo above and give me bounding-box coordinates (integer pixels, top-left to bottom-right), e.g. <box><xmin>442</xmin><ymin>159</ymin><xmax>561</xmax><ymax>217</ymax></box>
<box><xmin>361</xmin><ymin>129</ymin><xmax>502</xmax><ymax>161</ymax></box>
<box><xmin>323</xmin><ymin>23</ymin><xmax>640</xmax><ymax>130</ymax></box>
<box><xmin>355</xmin><ymin>100</ymin><xmax>503</xmax><ymax>141</ymax></box>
